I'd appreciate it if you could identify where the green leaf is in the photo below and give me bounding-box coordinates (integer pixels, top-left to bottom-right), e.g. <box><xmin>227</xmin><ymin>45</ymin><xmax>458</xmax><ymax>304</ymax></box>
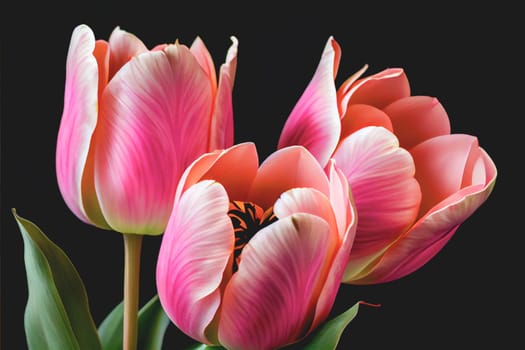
<box><xmin>13</xmin><ymin>209</ymin><xmax>102</xmax><ymax>350</ymax></box>
<box><xmin>98</xmin><ymin>294</ymin><xmax>171</xmax><ymax>350</ymax></box>
<box><xmin>301</xmin><ymin>301</ymin><xmax>361</xmax><ymax>350</ymax></box>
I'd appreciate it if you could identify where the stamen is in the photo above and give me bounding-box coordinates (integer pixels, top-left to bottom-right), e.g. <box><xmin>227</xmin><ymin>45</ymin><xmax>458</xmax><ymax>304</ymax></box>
<box><xmin>228</xmin><ymin>201</ymin><xmax>277</xmax><ymax>273</ymax></box>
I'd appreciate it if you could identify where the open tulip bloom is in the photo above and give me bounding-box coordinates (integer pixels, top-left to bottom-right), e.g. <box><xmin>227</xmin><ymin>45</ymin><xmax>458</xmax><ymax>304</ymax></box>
<box><xmin>278</xmin><ymin>36</ymin><xmax>497</xmax><ymax>285</ymax></box>
<box><xmin>12</xmin><ymin>25</ymin><xmax>498</xmax><ymax>350</ymax></box>
<box><xmin>156</xmin><ymin>142</ymin><xmax>357</xmax><ymax>349</ymax></box>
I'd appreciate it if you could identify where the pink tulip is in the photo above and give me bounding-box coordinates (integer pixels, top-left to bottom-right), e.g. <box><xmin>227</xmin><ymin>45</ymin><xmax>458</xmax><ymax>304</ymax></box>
<box><xmin>278</xmin><ymin>36</ymin><xmax>497</xmax><ymax>284</ymax></box>
<box><xmin>55</xmin><ymin>24</ymin><xmax>238</xmax><ymax>234</ymax></box>
<box><xmin>156</xmin><ymin>142</ymin><xmax>357</xmax><ymax>349</ymax></box>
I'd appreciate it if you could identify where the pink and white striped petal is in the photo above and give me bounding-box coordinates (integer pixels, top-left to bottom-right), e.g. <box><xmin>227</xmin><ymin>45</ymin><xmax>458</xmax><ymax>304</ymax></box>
<box><xmin>334</xmin><ymin>127</ymin><xmax>421</xmax><ymax>268</ymax></box>
<box><xmin>209</xmin><ymin>36</ymin><xmax>238</xmax><ymax>150</ymax></box>
<box><xmin>107</xmin><ymin>26</ymin><xmax>148</xmax><ymax>79</ymax></box>
<box><xmin>218</xmin><ymin>214</ymin><xmax>335</xmax><ymax>350</ymax></box>
<box><xmin>94</xmin><ymin>45</ymin><xmax>214</xmax><ymax>234</ymax></box>
<box><xmin>248</xmin><ymin>146</ymin><xmax>330</xmax><ymax>210</ymax></box>
<box><xmin>156</xmin><ymin>180</ymin><xmax>233</xmax><ymax>344</ymax></box>
<box><xmin>277</xmin><ymin>37</ymin><xmax>341</xmax><ymax>167</ymax></box>
<box><xmin>352</xmin><ymin>171</ymin><xmax>496</xmax><ymax>284</ymax></box>
<box><xmin>56</xmin><ymin>24</ymin><xmax>102</xmax><ymax>226</ymax></box>
<box><xmin>383</xmin><ymin>96</ymin><xmax>451</xmax><ymax>150</ymax></box>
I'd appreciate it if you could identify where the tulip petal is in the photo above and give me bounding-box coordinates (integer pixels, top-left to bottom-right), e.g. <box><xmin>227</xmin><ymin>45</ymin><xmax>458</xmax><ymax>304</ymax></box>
<box><xmin>248</xmin><ymin>146</ymin><xmax>330</xmax><ymax>210</ymax></box>
<box><xmin>274</xmin><ymin>188</ymin><xmax>338</xmax><ymax>237</ymax></box>
<box><xmin>334</xmin><ymin>127</ymin><xmax>421</xmax><ymax>277</ymax></box>
<box><xmin>410</xmin><ymin>134</ymin><xmax>487</xmax><ymax>217</ymax></box>
<box><xmin>339</xmin><ymin>104</ymin><xmax>394</xmax><ymax>142</ymax></box>
<box><xmin>354</xmin><ymin>167</ymin><xmax>496</xmax><ymax>284</ymax></box>
<box><xmin>344</xmin><ymin>68</ymin><xmax>410</xmax><ymax>109</ymax></box>
<box><xmin>326</xmin><ymin>159</ymin><xmax>354</xmax><ymax>240</ymax></box>
<box><xmin>175</xmin><ymin>143</ymin><xmax>258</xmax><ymax>204</ymax></box>
<box><xmin>190</xmin><ymin>36</ymin><xmax>218</xmax><ymax>91</ymax></box>
<box><xmin>56</xmin><ymin>24</ymin><xmax>101</xmax><ymax>225</ymax></box>
<box><xmin>107</xmin><ymin>26</ymin><xmax>148</xmax><ymax>79</ymax></box>
<box><xmin>95</xmin><ymin>44</ymin><xmax>214</xmax><ymax>234</ymax></box>
<box><xmin>273</xmin><ymin>170</ymin><xmax>358</xmax><ymax>332</ymax></box>
<box><xmin>384</xmin><ymin>96</ymin><xmax>451</xmax><ymax>150</ymax></box>
<box><xmin>209</xmin><ymin>36</ymin><xmax>238</xmax><ymax>150</ymax></box>
<box><xmin>218</xmin><ymin>214</ymin><xmax>336</xmax><ymax>350</ymax></box>
<box><xmin>337</xmin><ymin>64</ymin><xmax>369</xmax><ymax>116</ymax></box>
<box><xmin>278</xmin><ymin>37</ymin><xmax>341</xmax><ymax>167</ymax></box>
<box><xmin>156</xmin><ymin>180</ymin><xmax>233</xmax><ymax>344</ymax></box>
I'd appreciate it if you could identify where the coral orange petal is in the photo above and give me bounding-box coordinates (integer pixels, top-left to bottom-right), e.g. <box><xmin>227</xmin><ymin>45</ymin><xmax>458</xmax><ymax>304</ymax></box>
<box><xmin>384</xmin><ymin>96</ymin><xmax>451</xmax><ymax>150</ymax></box>
<box><xmin>248</xmin><ymin>146</ymin><xmax>330</xmax><ymax>210</ymax></box>
<box><xmin>345</xmin><ymin>68</ymin><xmax>410</xmax><ymax>109</ymax></box>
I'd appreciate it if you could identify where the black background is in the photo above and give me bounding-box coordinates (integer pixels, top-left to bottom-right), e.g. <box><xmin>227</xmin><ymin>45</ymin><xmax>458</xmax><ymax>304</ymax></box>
<box><xmin>2</xmin><ymin>2</ymin><xmax>521</xmax><ymax>349</ymax></box>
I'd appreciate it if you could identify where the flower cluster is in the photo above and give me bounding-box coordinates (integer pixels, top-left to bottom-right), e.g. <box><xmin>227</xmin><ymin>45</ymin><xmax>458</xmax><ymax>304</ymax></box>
<box><xmin>14</xmin><ymin>24</ymin><xmax>497</xmax><ymax>350</ymax></box>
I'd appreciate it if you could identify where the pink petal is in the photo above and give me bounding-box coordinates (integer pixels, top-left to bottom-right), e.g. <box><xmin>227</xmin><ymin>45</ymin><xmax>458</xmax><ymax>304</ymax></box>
<box><xmin>339</xmin><ymin>104</ymin><xmax>394</xmax><ymax>142</ymax></box>
<box><xmin>275</xmin><ymin>164</ymin><xmax>359</xmax><ymax>332</ymax></box>
<box><xmin>209</xmin><ymin>36</ymin><xmax>238</xmax><ymax>150</ymax></box>
<box><xmin>354</xmin><ymin>170</ymin><xmax>496</xmax><ymax>284</ymax></box>
<box><xmin>344</xmin><ymin>68</ymin><xmax>411</xmax><ymax>109</ymax></box>
<box><xmin>410</xmin><ymin>134</ymin><xmax>484</xmax><ymax>217</ymax></box>
<box><xmin>218</xmin><ymin>214</ymin><xmax>337</xmax><ymax>350</ymax></box>
<box><xmin>337</xmin><ymin>64</ymin><xmax>369</xmax><ymax>116</ymax></box>
<box><xmin>310</xmin><ymin>167</ymin><xmax>357</xmax><ymax>330</ymax></box>
<box><xmin>107</xmin><ymin>26</ymin><xmax>148</xmax><ymax>80</ymax></box>
<box><xmin>273</xmin><ymin>188</ymin><xmax>338</xmax><ymax>237</ymax></box>
<box><xmin>190</xmin><ymin>36</ymin><xmax>218</xmax><ymax>92</ymax></box>
<box><xmin>277</xmin><ymin>37</ymin><xmax>341</xmax><ymax>167</ymax></box>
<box><xmin>156</xmin><ymin>180</ymin><xmax>233</xmax><ymax>344</ymax></box>
<box><xmin>248</xmin><ymin>146</ymin><xmax>330</xmax><ymax>210</ymax></box>
<box><xmin>94</xmin><ymin>44</ymin><xmax>214</xmax><ymax>234</ymax></box>
<box><xmin>198</xmin><ymin>141</ymin><xmax>258</xmax><ymax>201</ymax></box>
<box><xmin>56</xmin><ymin>24</ymin><xmax>105</xmax><ymax>226</ymax></box>
<box><xmin>175</xmin><ymin>143</ymin><xmax>259</xmax><ymax>204</ymax></box>
<box><xmin>326</xmin><ymin>159</ymin><xmax>353</xmax><ymax>240</ymax></box>
<box><xmin>333</xmin><ymin>127</ymin><xmax>421</xmax><ymax>280</ymax></box>
<box><xmin>383</xmin><ymin>96</ymin><xmax>451</xmax><ymax>150</ymax></box>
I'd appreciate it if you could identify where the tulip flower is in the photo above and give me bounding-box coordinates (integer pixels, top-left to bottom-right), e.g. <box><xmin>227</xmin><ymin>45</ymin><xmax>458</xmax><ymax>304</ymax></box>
<box><xmin>156</xmin><ymin>142</ymin><xmax>357</xmax><ymax>350</ymax></box>
<box><xmin>55</xmin><ymin>23</ymin><xmax>238</xmax><ymax>350</ymax></box>
<box><xmin>278</xmin><ymin>36</ymin><xmax>497</xmax><ymax>285</ymax></box>
<box><xmin>55</xmin><ymin>24</ymin><xmax>238</xmax><ymax>235</ymax></box>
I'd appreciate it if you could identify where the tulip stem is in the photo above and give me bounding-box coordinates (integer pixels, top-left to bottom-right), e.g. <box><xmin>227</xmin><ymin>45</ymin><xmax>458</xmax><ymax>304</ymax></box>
<box><xmin>123</xmin><ymin>234</ymin><xmax>143</xmax><ymax>350</ymax></box>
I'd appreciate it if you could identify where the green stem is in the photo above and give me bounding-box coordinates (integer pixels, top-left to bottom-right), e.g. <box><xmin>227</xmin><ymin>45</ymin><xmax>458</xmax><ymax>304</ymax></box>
<box><xmin>123</xmin><ymin>234</ymin><xmax>143</xmax><ymax>350</ymax></box>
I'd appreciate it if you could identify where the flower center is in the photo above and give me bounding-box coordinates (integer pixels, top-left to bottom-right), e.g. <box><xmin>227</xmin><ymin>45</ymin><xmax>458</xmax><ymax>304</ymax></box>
<box><xmin>228</xmin><ymin>201</ymin><xmax>277</xmax><ymax>273</ymax></box>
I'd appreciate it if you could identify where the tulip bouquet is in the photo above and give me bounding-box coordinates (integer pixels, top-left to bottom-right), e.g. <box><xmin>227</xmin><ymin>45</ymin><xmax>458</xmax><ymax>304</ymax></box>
<box><xmin>12</xmin><ymin>24</ymin><xmax>497</xmax><ymax>350</ymax></box>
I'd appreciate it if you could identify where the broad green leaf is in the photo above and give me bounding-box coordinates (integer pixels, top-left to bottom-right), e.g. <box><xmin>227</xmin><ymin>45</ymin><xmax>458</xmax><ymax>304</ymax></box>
<box><xmin>13</xmin><ymin>209</ymin><xmax>102</xmax><ymax>350</ymax></box>
<box><xmin>98</xmin><ymin>294</ymin><xmax>171</xmax><ymax>350</ymax></box>
<box><xmin>301</xmin><ymin>301</ymin><xmax>361</xmax><ymax>350</ymax></box>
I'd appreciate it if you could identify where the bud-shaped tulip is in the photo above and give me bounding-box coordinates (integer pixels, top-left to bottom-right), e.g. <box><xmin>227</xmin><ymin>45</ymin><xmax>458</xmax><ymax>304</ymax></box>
<box><xmin>278</xmin><ymin>36</ymin><xmax>497</xmax><ymax>284</ymax></box>
<box><xmin>56</xmin><ymin>24</ymin><xmax>238</xmax><ymax>235</ymax></box>
<box><xmin>156</xmin><ymin>142</ymin><xmax>357</xmax><ymax>349</ymax></box>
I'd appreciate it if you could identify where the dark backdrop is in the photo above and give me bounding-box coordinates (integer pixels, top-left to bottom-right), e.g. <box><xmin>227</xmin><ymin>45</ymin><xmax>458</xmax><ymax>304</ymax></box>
<box><xmin>2</xmin><ymin>2</ymin><xmax>521</xmax><ymax>349</ymax></box>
